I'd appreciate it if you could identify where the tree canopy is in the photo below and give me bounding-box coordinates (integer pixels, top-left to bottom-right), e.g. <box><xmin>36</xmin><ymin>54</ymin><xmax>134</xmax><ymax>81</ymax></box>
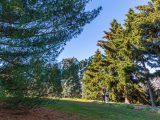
<box><xmin>0</xmin><ymin>0</ymin><xmax>101</xmax><ymax>100</ymax></box>
<box><xmin>97</xmin><ymin>0</ymin><xmax>160</xmax><ymax>106</ymax></box>
<box><xmin>0</xmin><ymin>0</ymin><xmax>101</xmax><ymax>74</ymax></box>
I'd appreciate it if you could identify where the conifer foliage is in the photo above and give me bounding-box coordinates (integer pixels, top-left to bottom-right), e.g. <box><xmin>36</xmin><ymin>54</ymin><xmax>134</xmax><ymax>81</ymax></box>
<box><xmin>82</xmin><ymin>49</ymin><xmax>107</xmax><ymax>100</ymax></box>
<box><xmin>0</xmin><ymin>0</ymin><xmax>101</xmax><ymax>99</ymax></box>
<box><xmin>97</xmin><ymin>0</ymin><xmax>160</xmax><ymax>106</ymax></box>
<box><xmin>97</xmin><ymin>19</ymin><xmax>148</xmax><ymax>104</ymax></box>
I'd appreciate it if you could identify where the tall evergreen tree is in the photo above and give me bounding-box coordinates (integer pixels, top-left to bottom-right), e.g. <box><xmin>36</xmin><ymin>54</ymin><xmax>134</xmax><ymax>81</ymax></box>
<box><xmin>82</xmin><ymin>49</ymin><xmax>107</xmax><ymax>100</ymax></box>
<box><xmin>0</xmin><ymin>0</ymin><xmax>101</xmax><ymax>99</ymax></box>
<box><xmin>98</xmin><ymin>19</ymin><xmax>148</xmax><ymax>104</ymax></box>
<box><xmin>98</xmin><ymin>20</ymin><xmax>125</xmax><ymax>102</ymax></box>
<box><xmin>0</xmin><ymin>0</ymin><xmax>101</xmax><ymax>65</ymax></box>
<box><xmin>126</xmin><ymin>0</ymin><xmax>160</xmax><ymax>106</ymax></box>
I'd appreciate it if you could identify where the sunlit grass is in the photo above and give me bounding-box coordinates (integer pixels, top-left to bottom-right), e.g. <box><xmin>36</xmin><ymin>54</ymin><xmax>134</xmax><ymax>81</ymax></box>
<box><xmin>43</xmin><ymin>98</ymin><xmax>160</xmax><ymax>120</ymax></box>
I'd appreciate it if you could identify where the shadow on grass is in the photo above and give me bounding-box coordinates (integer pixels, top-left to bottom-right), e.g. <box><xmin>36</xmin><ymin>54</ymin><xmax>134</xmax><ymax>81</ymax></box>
<box><xmin>1</xmin><ymin>97</ymin><xmax>160</xmax><ymax>120</ymax></box>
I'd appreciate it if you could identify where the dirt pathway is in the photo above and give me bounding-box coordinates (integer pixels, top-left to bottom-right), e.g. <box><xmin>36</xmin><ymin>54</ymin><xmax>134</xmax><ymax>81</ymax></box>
<box><xmin>0</xmin><ymin>107</ymin><xmax>79</xmax><ymax>120</ymax></box>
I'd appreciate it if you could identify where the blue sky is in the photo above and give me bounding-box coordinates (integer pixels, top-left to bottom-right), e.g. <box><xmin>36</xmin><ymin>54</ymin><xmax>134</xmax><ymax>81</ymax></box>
<box><xmin>57</xmin><ymin>0</ymin><xmax>149</xmax><ymax>61</ymax></box>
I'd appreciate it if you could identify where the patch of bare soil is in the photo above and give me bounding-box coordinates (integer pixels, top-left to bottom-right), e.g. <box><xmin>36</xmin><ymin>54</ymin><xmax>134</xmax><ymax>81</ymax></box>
<box><xmin>0</xmin><ymin>107</ymin><xmax>79</xmax><ymax>120</ymax></box>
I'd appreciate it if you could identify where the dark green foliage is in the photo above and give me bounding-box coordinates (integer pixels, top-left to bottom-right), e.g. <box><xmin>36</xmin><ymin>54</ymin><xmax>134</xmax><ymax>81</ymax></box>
<box><xmin>27</xmin><ymin>61</ymin><xmax>62</xmax><ymax>97</ymax></box>
<box><xmin>62</xmin><ymin>58</ymin><xmax>81</xmax><ymax>98</ymax></box>
<box><xmin>0</xmin><ymin>59</ymin><xmax>63</xmax><ymax>105</ymax></box>
<box><xmin>0</xmin><ymin>0</ymin><xmax>101</xmax><ymax>103</ymax></box>
<box><xmin>82</xmin><ymin>49</ymin><xmax>107</xmax><ymax>100</ymax></box>
<box><xmin>48</xmin><ymin>64</ymin><xmax>62</xmax><ymax>97</ymax></box>
<box><xmin>0</xmin><ymin>0</ymin><xmax>101</xmax><ymax>65</ymax></box>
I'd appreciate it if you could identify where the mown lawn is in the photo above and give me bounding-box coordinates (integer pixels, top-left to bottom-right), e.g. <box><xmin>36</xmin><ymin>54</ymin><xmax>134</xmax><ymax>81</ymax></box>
<box><xmin>43</xmin><ymin>98</ymin><xmax>160</xmax><ymax>120</ymax></box>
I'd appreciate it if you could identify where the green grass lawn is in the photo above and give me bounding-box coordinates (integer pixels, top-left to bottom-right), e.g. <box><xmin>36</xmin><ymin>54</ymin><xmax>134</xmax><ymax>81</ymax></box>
<box><xmin>43</xmin><ymin>98</ymin><xmax>160</xmax><ymax>120</ymax></box>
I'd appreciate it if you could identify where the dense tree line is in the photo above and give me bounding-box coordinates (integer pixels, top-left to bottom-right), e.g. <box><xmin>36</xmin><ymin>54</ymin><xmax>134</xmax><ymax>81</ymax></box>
<box><xmin>83</xmin><ymin>0</ymin><xmax>160</xmax><ymax>106</ymax></box>
<box><xmin>0</xmin><ymin>0</ymin><xmax>101</xmax><ymax>102</ymax></box>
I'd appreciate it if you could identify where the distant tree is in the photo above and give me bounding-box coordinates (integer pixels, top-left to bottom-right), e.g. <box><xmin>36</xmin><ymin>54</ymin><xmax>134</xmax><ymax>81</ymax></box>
<box><xmin>48</xmin><ymin>63</ymin><xmax>62</xmax><ymax>97</ymax></box>
<box><xmin>82</xmin><ymin>49</ymin><xmax>107</xmax><ymax>100</ymax></box>
<box><xmin>28</xmin><ymin>59</ymin><xmax>49</xmax><ymax>97</ymax></box>
<box><xmin>61</xmin><ymin>58</ymin><xmax>81</xmax><ymax>98</ymax></box>
<box><xmin>79</xmin><ymin>57</ymin><xmax>92</xmax><ymax>79</ymax></box>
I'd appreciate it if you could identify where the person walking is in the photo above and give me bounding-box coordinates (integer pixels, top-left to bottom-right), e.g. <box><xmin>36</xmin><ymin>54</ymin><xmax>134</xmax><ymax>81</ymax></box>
<box><xmin>102</xmin><ymin>87</ymin><xmax>109</xmax><ymax>103</ymax></box>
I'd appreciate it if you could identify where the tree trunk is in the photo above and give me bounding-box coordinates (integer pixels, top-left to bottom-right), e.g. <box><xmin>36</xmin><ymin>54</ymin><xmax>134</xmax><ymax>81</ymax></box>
<box><xmin>146</xmin><ymin>80</ymin><xmax>156</xmax><ymax>107</ymax></box>
<box><xmin>125</xmin><ymin>95</ymin><xmax>130</xmax><ymax>104</ymax></box>
<box><xmin>141</xmin><ymin>57</ymin><xmax>156</xmax><ymax>107</ymax></box>
<box><xmin>124</xmin><ymin>86</ymin><xmax>130</xmax><ymax>104</ymax></box>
